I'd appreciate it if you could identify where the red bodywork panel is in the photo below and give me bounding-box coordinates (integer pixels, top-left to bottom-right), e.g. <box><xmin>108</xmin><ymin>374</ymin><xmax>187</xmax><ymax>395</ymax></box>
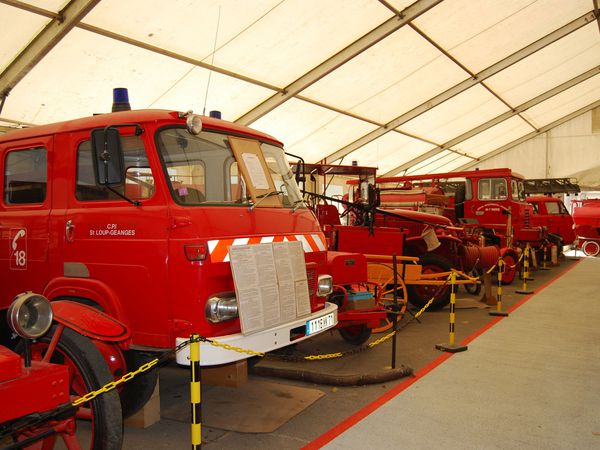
<box><xmin>0</xmin><ymin>349</ymin><xmax>70</xmax><ymax>423</ymax></box>
<box><xmin>0</xmin><ymin>345</ymin><xmax>21</xmax><ymax>382</ymax></box>
<box><xmin>527</xmin><ymin>196</ymin><xmax>575</xmax><ymax>244</ymax></box>
<box><xmin>326</xmin><ymin>251</ymin><xmax>368</xmax><ymax>285</ymax></box>
<box><xmin>573</xmin><ymin>199</ymin><xmax>600</xmax><ymax>239</ymax></box>
<box><xmin>333</xmin><ymin>226</ymin><xmax>405</xmax><ymax>257</ymax></box>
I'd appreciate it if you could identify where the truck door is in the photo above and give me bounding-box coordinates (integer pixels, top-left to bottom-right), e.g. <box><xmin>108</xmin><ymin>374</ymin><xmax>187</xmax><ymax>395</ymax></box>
<box><xmin>59</xmin><ymin>130</ymin><xmax>171</xmax><ymax>348</ymax></box>
<box><xmin>0</xmin><ymin>138</ymin><xmax>52</xmax><ymax>301</ymax></box>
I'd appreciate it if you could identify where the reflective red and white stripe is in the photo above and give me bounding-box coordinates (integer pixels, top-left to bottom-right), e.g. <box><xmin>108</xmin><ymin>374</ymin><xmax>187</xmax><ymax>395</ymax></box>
<box><xmin>207</xmin><ymin>233</ymin><xmax>327</xmax><ymax>263</ymax></box>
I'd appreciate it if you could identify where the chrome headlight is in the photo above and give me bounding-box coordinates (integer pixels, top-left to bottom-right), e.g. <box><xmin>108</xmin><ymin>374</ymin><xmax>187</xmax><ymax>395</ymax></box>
<box><xmin>317</xmin><ymin>275</ymin><xmax>333</xmax><ymax>297</ymax></box>
<box><xmin>7</xmin><ymin>292</ymin><xmax>53</xmax><ymax>339</ymax></box>
<box><xmin>205</xmin><ymin>295</ymin><xmax>238</xmax><ymax>323</ymax></box>
<box><xmin>186</xmin><ymin>113</ymin><xmax>203</xmax><ymax>135</ymax></box>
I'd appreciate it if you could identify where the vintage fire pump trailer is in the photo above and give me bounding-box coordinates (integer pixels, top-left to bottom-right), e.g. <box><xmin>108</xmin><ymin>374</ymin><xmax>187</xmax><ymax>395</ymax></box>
<box><xmin>376</xmin><ymin>168</ymin><xmax>548</xmax><ymax>285</ymax></box>
<box><xmin>0</xmin><ymin>89</ymin><xmax>359</xmax><ymax>431</ymax></box>
<box><xmin>0</xmin><ymin>292</ymin><xmax>123</xmax><ymax>449</ymax></box>
<box><xmin>573</xmin><ymin>199</ymin><xmax>600</xmax><ymax>256</ymax></box>
<box><xmin>297</xmin><ymin>163</ymin><xmax>498</xmax><ymax>309</ymax></box>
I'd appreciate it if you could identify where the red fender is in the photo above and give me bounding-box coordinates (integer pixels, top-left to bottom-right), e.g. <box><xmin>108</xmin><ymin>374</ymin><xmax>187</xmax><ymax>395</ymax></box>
<box><xmin>52</xmin><ymin>300</ymin><xmax>130</xmax><ymax>343</ymax></box>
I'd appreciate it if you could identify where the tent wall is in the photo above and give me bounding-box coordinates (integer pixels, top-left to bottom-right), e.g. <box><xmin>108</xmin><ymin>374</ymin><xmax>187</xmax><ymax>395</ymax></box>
<box><xmin>465</xmin><ymin>108</ymin><xmax>600</xmax><ymax>186</ymax></box>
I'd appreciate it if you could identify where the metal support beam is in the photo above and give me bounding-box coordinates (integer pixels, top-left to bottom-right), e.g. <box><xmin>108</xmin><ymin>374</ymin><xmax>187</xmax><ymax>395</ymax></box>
<box><xmin>234</xmin><ymin>0</ymin><xmax>443</xmax><ymax>126</ymax></box>
<box><xmin>455</xmin><ymin>99</ymin><xmax>600</xmax><ymax>171</ymax></box>
<box><xmin>323</xmin><ymin>11</ymin><xmax>597</xmax><ymax>164</ymax></box>
<box><xmin>0</xmin><ymin>0</ymin><xmax>101</xmax><ymax>98</ymax></box>
<box><xmin>382</xmin><ymin>65</ymin><xmax>600</xmax><ymax>176</ymax></box>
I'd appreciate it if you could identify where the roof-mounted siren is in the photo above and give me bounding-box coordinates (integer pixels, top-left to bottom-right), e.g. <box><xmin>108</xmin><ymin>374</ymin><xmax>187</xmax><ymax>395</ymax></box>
<box><xmin>112</xmin><ymin>87</ymin><xmax>131</xmax><ymax>112</ymax></box>
<box><xmin>209</xmin><ymin>110</ymin><xmax>222</xmax><ymax>119</ymax></box>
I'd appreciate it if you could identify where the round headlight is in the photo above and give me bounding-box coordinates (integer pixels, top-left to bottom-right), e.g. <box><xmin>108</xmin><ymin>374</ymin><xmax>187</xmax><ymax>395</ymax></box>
<box><xmin>7</xmin><ymin>292</ymin><xmax>53</xmax><ymax>339</ymax></box>
<box><xmin>186</xmin><ymin>114</ymin><xmax>203</xmax><ymax>135</ymax></box>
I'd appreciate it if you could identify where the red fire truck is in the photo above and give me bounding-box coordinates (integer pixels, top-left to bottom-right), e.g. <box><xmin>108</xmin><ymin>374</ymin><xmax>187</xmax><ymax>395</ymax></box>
<box><xmin>0</xmin><ymin>90</ymin><xmax>345</xmax><ymax>429</ymax></box>
<box><xmin>573</xmin><ymin>199</ymin><xmax>600</xmax><ymax>256</ymax></box>
<box><xmin>377</xmin><ymin>168</ymin><xmax>548</xmax><ymax>284</ymax></box>
<box><xmin>524</xmin><ymin>177</ymin><xmax>579</xmax><ymax>248</ymax></box>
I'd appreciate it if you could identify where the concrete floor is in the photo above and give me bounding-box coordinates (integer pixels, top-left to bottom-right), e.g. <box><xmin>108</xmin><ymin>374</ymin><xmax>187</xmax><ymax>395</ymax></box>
<box><xmin>116</xmin><ymin>255</ymin><xmax>599</xmax><ymax>449</ymax></box>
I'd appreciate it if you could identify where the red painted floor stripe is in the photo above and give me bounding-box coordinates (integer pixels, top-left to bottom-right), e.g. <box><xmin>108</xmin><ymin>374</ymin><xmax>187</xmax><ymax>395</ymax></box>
<box><xmin>303</xmin><ymin>258</ymin><xmax>584</xmax><ymax>449</ymax></box>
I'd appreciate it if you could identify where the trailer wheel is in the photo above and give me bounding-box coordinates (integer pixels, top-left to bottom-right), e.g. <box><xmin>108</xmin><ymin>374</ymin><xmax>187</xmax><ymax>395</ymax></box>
<box><xmin>464</xmin><ymin>267</ymin><xmax>482</xmax><ymax>296</ymax></box>
<box><xmin>501</xmin><ymin>253</ymin><xmax>517</xmax><ymax>285</ymax></box>
<box><xmin>120</xmin><ymin>350</ymin><xmax>159</xmax><ymax>418</ymax></box>
<box><xmin>582</xmin><ymin>240</ymin><xmax>600</xmax><ymax>257</ymax></box>
<box><xmin>407</xmin><ymin>253</ymin><xmax>452</xmax><ymax>310</ymax></box>
<box><xmin>22</xmin><ymin>325</ymin><xmax>123</xmax><ymax>450</ymax></box>
<box><xmin>338</xmin><ymin>325</ymin><xmax>372</xmax><ymax>346</ymax></box>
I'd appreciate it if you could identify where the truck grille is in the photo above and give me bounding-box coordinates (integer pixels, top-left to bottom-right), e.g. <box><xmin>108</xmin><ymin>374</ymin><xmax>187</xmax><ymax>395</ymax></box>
<box><xmin>306</xmin><ymin>264</ymin><xmax>317</xmax><ymax>295</ymax></box>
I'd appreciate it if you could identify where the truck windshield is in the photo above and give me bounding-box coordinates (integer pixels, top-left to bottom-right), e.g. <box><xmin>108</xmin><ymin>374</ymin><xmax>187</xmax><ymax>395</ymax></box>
<box><xmin>156</xmin><ymin>127</ymin><xmax>305</xmax><ymax>208</ymax></box>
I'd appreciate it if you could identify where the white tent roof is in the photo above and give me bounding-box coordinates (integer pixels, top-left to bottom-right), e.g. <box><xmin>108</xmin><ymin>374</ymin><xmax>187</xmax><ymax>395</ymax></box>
<box><xmin>1</xmin><ymin>0</ymin><xmax>599</xmax><ymax>178</ymax></box>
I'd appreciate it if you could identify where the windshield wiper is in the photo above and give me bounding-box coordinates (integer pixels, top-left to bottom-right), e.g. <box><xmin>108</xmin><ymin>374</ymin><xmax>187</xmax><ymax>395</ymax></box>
<box><xmin>248</xmin><ymin>190</ymin><xmax>283</xmax><ymax>211</ymax></box>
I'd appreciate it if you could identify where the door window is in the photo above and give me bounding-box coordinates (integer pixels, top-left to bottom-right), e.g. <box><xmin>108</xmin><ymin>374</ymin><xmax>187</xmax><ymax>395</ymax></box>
<box><xmin>76</xmin><ymin>135</ymin><xmax>154</xmax><ymax>201</ymax></box>
<box><xmin>4</xmin><ymin>147</ymin><xmax>47</xmax><ymax>204</ymax></box>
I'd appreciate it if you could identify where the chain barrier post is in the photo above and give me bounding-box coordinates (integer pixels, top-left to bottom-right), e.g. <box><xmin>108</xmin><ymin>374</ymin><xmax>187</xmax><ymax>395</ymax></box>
<box><xmin>190</xmin><ymin>334</ymin><xmax>202</xmax><ymax>450</ymax></box>
<box><xmin>490</xmin><ymin>258</ymin><xmax>509</xmax><ymax>317</ymax></box>
<box><xmin>540</xmin><ymin>242</ymin><xmax>551</xmax><ymax>271</ymax></box>
<box><xmin>516</xmin><ymin>244</ymin><xmax>534</xmax><ymax>295</ymax></box>
<box><xmin>436</xmin><ymin>272</ymin><xmax>468</xmax><ymax>353</ymax></box>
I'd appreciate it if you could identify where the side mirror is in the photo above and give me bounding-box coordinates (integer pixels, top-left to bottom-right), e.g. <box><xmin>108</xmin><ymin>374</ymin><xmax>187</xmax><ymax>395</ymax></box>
<box><xmin>91</xmin><ymin>127</ymin><xmax>124</xmax><ymax>186</ymax></box>
<box><xmin>295</xmin><ymin>160</ymin><xmax>306</xmax><ymax>184</ymax></box>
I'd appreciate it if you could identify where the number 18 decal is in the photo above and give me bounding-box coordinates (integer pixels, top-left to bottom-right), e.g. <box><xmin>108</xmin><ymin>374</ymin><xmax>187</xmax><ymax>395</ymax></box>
<box><xmin>10</xmin><ymin>228</ymin><xmax>27</xmax><ymax>270</ymax></box>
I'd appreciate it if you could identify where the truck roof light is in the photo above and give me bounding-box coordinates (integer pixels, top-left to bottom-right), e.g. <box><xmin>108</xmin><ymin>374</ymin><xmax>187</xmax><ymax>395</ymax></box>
<box><xmin>112</xmin><ymin>87</ymin><xmax>131</xmax><ymax>112</ymax></box>
<box><xmin>209</xmin><ymin>110</ymin><xmax>222</xmax><ymax>119</ymax></box>
<box><xmin>186</xmin><ymin>114</ymin><xmax>203</xmax><ymax>135</ymax></box>
<box><xmin>184</xmin><ymin>244</ymin><xmax>207</xmax><ymax>261</ymax></box>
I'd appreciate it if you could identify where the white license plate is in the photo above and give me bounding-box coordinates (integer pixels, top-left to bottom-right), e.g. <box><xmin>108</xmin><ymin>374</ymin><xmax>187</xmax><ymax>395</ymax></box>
<box><xmin>306</xmin><ymin>312</ymin><xmax>335</xmax><ymax>335</ymax></box>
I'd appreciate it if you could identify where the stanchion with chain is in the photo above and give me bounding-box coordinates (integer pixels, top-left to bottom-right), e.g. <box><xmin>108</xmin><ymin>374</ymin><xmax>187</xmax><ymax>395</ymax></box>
<box><xmin>190</xmin><ymin>334</ymin><xmax>202</xmax><ymax>450</ymax></box>
<box><xmin>490</xmin><ymin>258</ymin><xmax>509</xmax><ymax>317</ymax></box>
<box><xmin>540</xmin><ymin>242</ymin><xmax>551</xmax><ymax>271</ymax></box>
<box><xmin>516</xmin><ymin>244</ymin><xmax>534</xmax><ymax>295</ymax></box>
<box><xmin>435</xmin><ymin>272</ymin><xmax>468</xmax><ymax>353</ymax></box>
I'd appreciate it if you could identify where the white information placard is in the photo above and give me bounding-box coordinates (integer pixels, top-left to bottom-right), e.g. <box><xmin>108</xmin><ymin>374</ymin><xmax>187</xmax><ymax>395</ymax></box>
<box><xmin>229</xmin><ymin>241</ymin><xmax>312</xmax><ymax>335</ymax></box>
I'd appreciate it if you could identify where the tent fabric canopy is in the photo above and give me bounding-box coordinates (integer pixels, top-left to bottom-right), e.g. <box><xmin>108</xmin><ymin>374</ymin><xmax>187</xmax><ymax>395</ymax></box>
<box><xmin>1</xmin><ymin>0</ymin><xmax>599</xmax><ymax>180</ymax></box>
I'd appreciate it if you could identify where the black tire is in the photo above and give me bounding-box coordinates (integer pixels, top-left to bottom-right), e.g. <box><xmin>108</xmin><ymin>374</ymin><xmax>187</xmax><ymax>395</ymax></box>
<box><xmin>407</xmin><ymin>253</ymin><xmax>452</xmax><ymax>310</ymax></box>
<box><xmin>338</xmin><ymin>325</ymin><xmax>372</xmax><ymax>346</ymax></box>
<box><xmin>120</xmin><ymin>350</ymin><xmax>159</xmax><ymax>418</ymax></box>
<box><xmin>464</xmin><ymin>267</ymin><xmax>482</xmax><ymax>296</ymax></box>
<box><xmin>23</xmin><ymin>326</ymin><xmax>123</xmax><ymax>450</ymax></box>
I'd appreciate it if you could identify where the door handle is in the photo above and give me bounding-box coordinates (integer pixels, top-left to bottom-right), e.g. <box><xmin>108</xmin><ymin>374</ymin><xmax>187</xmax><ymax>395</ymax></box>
<box><xmin>66</xmin><ymin>220</ymin><xmax>75</xmax><ymax>243</ymax></box>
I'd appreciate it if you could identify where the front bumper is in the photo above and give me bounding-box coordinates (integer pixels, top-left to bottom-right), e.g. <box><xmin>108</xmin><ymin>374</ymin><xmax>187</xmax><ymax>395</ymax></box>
<box><xmin>175</xmin><ymin>302</ymin><xmax>338</xmax><ymax>366</ymax></box>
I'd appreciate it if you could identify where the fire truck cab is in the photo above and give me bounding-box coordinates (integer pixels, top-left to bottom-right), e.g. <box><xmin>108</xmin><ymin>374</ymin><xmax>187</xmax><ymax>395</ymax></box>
<box><xmin>0</xmin><ymin>106</ymin><xmax>340</xmax><ymax>367</ymax></box>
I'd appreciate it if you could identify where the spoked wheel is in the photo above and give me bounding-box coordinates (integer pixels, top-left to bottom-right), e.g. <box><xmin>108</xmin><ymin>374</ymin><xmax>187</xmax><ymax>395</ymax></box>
<box><xmin>464</xmin><ymin>267</ymin><xmax>482</xmax><ymax>296</ymax></box>
<box><xmin>338</xmin><ymin>325</ymin><xmax>372</xmax><ymax>346</ymax></box>
<box><xmin>582</xmin><ymin>240</ymin><xmax>600</xmax><ymax>257</ymax></box>
<box><xmin>501</xmin><ymin>253</ymin><xmax>517</xmax><ymax>285</ymax></box>
<box><xmin>23</xmin><ymin>325</ymin><xmax>123</xmax><ymax>449</ymax></box>
<box><xmin>366</xmin><ymin>263</ymin><xmax>408</xmax><ymax>333</ymax></box>
<box><xmin>407</xmin><ymin>253</ymin><xmax>452</xmax><ymax>310</ymax></box>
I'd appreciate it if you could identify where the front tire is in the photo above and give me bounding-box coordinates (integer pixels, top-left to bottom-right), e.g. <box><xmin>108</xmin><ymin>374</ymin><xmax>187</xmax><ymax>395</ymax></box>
<box><xmin>338</xmin><ymin>325</ymin><xmax>372</xmax><ymax>346</ymax></box>
<box><xmin>120</xmin><ymin>350</ymin><xmax>159</xmax><ymax>418</ymax></box>
<box><xmin>27</xmin><ymin>326</ymin><xmax>123</xmax><ymax>450</ymax></box>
